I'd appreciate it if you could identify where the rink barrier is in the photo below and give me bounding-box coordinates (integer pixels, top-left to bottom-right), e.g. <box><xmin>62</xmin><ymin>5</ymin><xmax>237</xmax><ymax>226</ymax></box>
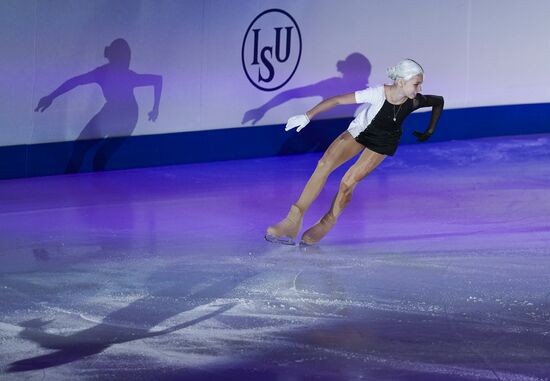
<box><xmin>1</xmin><ymin>102</ymin><xmax>550</xmax><ymax>179</ymax></box>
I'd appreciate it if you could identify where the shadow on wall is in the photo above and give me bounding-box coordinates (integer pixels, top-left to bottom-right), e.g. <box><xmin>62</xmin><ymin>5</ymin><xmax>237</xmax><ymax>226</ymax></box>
<box><xmin>242</xmin><ymin>52</ymin><xmax>371</xmax><ymax>154</ymax></box>
<box><xmin>34</xmin><ymin>38</ymin><xmax>163</xmax><ymax>173</ymax></box>
<box><xmin>241</xmin><ymin>52</ymin><xmax>371</xmax><ymax>124</ymax></box>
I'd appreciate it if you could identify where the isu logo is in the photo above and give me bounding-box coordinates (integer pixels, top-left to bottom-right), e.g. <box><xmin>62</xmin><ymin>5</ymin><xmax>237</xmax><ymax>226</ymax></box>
<box><xmin>242</xmin><ymin>9</ymin><xmax>302</xmax><ymax>91</ymax></box>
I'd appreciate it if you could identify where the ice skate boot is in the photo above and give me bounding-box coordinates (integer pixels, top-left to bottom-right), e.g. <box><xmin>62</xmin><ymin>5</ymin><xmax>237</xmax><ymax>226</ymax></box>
<box><xmin>300</xmin><ymin>213</ymin><xmax>336</xmax><ymax>245</ymax></box>
<box><xmin>265</xmin><ymin>205</ymin><xmax>303</xmax><ymax>245</ymax></box>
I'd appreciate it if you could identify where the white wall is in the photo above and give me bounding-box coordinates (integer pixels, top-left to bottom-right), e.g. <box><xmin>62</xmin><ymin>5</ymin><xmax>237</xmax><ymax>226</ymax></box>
<box><xmin>0</xmin><ymin>0</ymin><xmax>548</xmax><ymax>146</ymax></box>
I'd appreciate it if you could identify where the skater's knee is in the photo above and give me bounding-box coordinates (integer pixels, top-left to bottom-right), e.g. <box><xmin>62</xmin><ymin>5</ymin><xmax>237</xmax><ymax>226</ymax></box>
<box><xmin>315</xmin><ymin>157</ymin><xmax>336</xmax><ymax>174</ymax></box>
<box><xmin>339</xmin><ymin>178</ymin><xmax>357</xmax><ymax>197</ymax></box>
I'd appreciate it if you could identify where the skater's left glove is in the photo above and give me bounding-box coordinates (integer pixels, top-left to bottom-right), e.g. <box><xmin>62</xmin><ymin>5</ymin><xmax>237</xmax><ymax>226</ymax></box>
<box><xmin>413</xmin><ymin>130</ymin><xmax>432</xmax><ymax>142</ymax></box>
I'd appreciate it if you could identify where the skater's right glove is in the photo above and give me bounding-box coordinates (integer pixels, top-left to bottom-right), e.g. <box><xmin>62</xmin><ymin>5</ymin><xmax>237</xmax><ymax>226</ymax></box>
<box><xmin>413</xmin><ymin>130</ymin><xmax>432</xmax><ymax>142</ymax></box>
<box><xmin>285</xmin><ymin>114</ymin><xmax>310</xmax><ymax>132</ymax></box>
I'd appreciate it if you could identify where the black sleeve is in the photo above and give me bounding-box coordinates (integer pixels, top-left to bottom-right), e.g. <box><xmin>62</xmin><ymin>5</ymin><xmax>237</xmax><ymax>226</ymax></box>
<box><xmin>411</xmin><ymin>93</ymin><xmax>444</xmax><ymax>141</ymax></box>
<box><xmin>413</xmin><ymin>94</ymin><xmax>444</xmax><ymax>110</ymax></box>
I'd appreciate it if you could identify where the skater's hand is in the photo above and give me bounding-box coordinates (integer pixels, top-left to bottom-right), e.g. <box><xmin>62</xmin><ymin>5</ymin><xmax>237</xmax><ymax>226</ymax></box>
<box><xmin>413</xmin><ymin>130</ymin><xmax>432</xmax><ymax>142</ymax></box>
<box><xmin>285</xmin><ymin>114</ymin><xmax>310</xmax><ymax>132</ymax></box>
<box><xmin>35</xmin><ymin>95</ymin><xmax>53</xmax><ymax>112</ymax></box>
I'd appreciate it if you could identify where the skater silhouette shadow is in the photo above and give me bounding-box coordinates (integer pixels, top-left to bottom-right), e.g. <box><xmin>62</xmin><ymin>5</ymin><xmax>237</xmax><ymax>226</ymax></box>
<box><xmin>7</xmin><ymin>272</ymin><xmax>247</xmax><ymax>372</ymax></box>
<box><xmin>242</xmin><ymin>53</ymin><xmax>371</xmax><ymax>154</ymax></box>
<box><xmin>241</xmin><ymin>52</ymin><xmax>371</xmax><ymax>125</ymax></box>
<box><xmin>34</xmin><ymin>38</ymin><xmax>162</xmax><ymax>173</ymax></box>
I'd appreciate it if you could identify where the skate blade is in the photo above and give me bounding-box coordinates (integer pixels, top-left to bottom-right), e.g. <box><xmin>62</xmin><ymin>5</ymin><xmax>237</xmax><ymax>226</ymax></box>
<box><xmin>264</xmin><ymin>234</ymin><xmax>296</xmax><ymax>245</ymax></box>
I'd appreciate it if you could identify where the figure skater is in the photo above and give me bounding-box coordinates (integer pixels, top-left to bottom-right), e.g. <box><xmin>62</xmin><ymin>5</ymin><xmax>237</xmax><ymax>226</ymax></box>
<box><xmin>34</xmin><ymin>38</ymin><xmax>162</xmax><ymax>172</ymax></box>
<box><xmin>266</xmin><ymin>59</ymin><xmax>444</xmax><ymax>245</ymax></box>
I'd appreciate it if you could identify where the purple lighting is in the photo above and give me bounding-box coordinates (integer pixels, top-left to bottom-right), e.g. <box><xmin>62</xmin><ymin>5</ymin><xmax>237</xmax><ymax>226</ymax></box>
<box><xmin>1</xmin><ymin>134</ymin><xmax>549</xmax><ymax>380</ymax></box>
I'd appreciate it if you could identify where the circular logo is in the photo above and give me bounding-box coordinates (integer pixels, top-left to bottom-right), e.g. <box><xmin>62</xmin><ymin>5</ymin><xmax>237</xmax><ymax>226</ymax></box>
<box><xmin>242</xmin><ymin>9</ymin><xmax>302</xmax><ymax>92</ymax></box>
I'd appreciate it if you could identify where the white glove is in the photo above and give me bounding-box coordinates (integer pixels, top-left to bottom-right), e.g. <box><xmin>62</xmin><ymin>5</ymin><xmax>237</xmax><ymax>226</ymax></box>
<box><xmin>285</xmin><ymin>114</ymin><xmax>310</xmax><ymax>132</ymax></box>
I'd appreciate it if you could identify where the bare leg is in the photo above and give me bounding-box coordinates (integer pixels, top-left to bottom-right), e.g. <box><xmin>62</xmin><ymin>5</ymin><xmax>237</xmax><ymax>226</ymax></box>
<box><xmin>294</xmin><ymin>132</ymin><xmax>364</xmax><ymax>212</ymax></box>
<box><xmin>301</xmin><ymin>148</ymin><xmax>386</xmax><ymax>244</ymax></box>
<box><xmin>266</xmin><ymin>132</ymin><xmax>364</xmax><ymax>243</ymax></box>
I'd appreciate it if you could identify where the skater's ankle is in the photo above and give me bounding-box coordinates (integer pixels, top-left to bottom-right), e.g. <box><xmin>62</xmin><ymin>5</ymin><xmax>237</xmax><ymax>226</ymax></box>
<box><xmin>290</xmin><ymin>204</ymin><xmax>305</xmax><ymax>216</ymax></box>
<box><xmin>322</xmin><ymin>213</ymin><xmax>336</xmax><ymax>224</ymax></box>
<box><xmin>291</xmin><ymin>203</ymin><xmax>306</xmax><ymax>215</ymax></box>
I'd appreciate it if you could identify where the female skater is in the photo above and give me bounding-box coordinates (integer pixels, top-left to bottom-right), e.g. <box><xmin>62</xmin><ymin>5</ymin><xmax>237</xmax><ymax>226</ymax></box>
<box><xmin>266</xmin><ymin>59</ymin><xmax>444</xmax><ymax>245</ymax></box>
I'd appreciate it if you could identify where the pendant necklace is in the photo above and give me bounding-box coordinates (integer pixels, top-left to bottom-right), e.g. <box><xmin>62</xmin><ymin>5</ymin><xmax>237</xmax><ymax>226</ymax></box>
<box><xmin>392</xmin><ymin>103</ymin><xmax>403</xmax><ymax>122</ymax></box>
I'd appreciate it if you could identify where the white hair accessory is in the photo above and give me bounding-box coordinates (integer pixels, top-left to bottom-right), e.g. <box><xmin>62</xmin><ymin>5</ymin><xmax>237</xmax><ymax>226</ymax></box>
<box><xmin>387</xmin><ymin>59</ymin><xmax>424</xmax><ymax>81</ymax></box>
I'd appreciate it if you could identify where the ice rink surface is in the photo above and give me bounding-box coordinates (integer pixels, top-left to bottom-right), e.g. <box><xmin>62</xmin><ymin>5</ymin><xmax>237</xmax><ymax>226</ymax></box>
<box><xmin>1</xmin><ymin>134</ymin><xmax>549</xmax><ymax>380</ymax></box>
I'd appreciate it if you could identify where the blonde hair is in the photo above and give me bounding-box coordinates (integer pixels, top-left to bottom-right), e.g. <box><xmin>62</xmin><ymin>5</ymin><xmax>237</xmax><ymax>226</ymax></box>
<box><xmin>387</xmin><ymin>59</ymin><xmax>424</xmax><ymax>81</ymax></box>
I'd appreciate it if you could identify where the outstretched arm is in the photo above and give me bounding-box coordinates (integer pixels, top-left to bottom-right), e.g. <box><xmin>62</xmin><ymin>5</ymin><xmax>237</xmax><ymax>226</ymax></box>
<box><xmin>305</xmin><ymin>93</ymin><xmax>356</xmax><ymax>120</ymax></box>
<box><xmin>413</xmin><ymin>95</ymin><xmax>444</xmax><ymax>142</ymax></box>
<box><xmin>34</xmin><ymin>71</ymin><xmax>97</xmax><ymax>112</ymax></box>
<box><xmin>285</xmin><ymin>93</ymin><xmax>356</xmax><ymax>132</ymax></box>
<box><xmin>133</xmin><ymin>74</ymin><xmax>163</xmax><ymax>121</ymax></box>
